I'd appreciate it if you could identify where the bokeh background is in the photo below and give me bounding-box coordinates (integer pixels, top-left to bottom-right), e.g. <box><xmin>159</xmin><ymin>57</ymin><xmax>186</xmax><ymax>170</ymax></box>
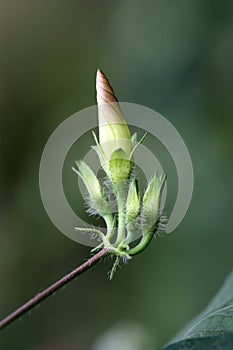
<box><xmin>1</xmin><ymin>1</ymin><xmax>233</xmax><ymax>349</ymax></box>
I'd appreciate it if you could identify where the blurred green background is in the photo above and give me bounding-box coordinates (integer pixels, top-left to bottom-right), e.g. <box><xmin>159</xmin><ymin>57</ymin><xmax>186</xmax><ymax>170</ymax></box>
<box><xmin>1</xmin><ymin>1</ymin><xmax>233</xmax><ymax>349</ymax></box>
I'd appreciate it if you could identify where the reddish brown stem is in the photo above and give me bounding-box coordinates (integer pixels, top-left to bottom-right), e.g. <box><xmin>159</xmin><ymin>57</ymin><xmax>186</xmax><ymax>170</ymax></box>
<box><xmin>0</xmin><ymin>248</ymin><xmax>109</xmax><ymax>330</ymax></box>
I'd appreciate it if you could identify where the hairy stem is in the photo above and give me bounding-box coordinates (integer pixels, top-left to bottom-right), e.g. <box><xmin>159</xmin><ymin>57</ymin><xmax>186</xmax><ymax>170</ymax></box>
<box><xmin>115</xmin><ymin>202</ymin><xmax>125</xmax><ymax>246</ymax></box>
<box><xmin>115</xmin><ymin>182</ymin><xmax>127</xmax><ymax>246</ymax></box>
<box><xmin>0</xmin><ymin>248</ymin><xmax>110</xmax><ymax>331</ymax></box>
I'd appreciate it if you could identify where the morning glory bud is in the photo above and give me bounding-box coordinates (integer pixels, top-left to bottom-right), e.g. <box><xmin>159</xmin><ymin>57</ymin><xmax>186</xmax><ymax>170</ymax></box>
<box><xmin>72</xmin><ymin>160</ymin><xmax>112</xmax><ymax>217</ymax></box>
<box><xmin>96</xmin><ymin>69</ymin><xmax>131</xmax><ymax>158</ymax></box>
<box><xmin>95</xmin><ymin>69</ymin><xmax>133</xmax><ymax>183</ymax></box>
<box><xmin>141</xmin><ymin>173</ymin><xmax>166</xmax><ymax>234</ymax></box>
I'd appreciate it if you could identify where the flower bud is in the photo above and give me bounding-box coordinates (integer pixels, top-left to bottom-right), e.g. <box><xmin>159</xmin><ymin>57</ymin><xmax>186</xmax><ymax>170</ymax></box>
<box><xmin>96</xmin><ymin>69</ymin><xmax>131</xmax><ymax>157</ymax></box>
<box><xmin>72</xmin><ymin>160</ymin><xmax>112</xmax><ymax>217</ymax></box>
<box><xmin>126</xmin><ymin>179</ymin><xmax>140</xmax><ymax>224</ymax></box>
<box><xmin>95</xmin><ymin>70</ymin><xmax>133</xmax><ymax>183</ymax></box>
<box><xmin>141</xmin><ymin>174</ymin><xmax>166</xmax><ymax>233</ymax></box>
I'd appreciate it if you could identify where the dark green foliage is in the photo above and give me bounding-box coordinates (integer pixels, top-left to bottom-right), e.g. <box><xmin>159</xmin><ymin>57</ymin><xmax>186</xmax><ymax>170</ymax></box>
<box><xmin>162</xmin><ymin>272</ymin><xmax>233</xmax><ymax>349</ymax></box>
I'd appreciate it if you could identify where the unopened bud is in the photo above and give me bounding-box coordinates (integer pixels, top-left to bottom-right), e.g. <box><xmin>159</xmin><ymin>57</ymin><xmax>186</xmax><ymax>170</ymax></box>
<box><xmin>72</xmin><ymin>160</ymin><xmax>112</xmax><ymax>217</ymax></box>
<box><xmin>96</xmin><ymin>69</ymin><xmax>131</xmax><ymax>157</ymax></box>
<box><xmin>141</xmin><ymin>174</ymin><xmax>166</xmax><ymax>233</ymax></box>
<box><xmin>126</xmin><ymin>179</ymin><xmax>140</xmax><ymax>224</ymax></box>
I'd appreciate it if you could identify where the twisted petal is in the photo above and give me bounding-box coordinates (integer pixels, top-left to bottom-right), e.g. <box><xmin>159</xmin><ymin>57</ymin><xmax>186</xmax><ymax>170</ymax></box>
<box><xmin>96</xmin><ymin>69</ymin><xmax>131</xmax><ymax>159</ymax></box>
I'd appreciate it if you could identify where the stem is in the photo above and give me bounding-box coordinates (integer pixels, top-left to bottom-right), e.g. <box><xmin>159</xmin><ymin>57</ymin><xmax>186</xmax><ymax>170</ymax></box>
<box><xmin>127</xmin><ymin>231</ymin><xmax>154</xmax><ymax>256</ymax></box>
<box><xmin>114</xmin><ymin>182</ymin><xmax>127</xmax><ymax>246</ymax></box>
<box><xmin>109</xmin><ymin>256</ymin><xmax>120</xmax><ymax>281</ymax></box>
<box><xmin>116</xmin><ymin>203</ymin><xmax>125</xmax><ymax>246</ymax></box>
<box><xmin>105</xmin><ymin>214</ymin><xmax>116</xmax><ymax>242</ymax></box>
<box><xmin>0</xmin><ymin>248</ymin><xmax>109</xmax><ymax>331</ymax></box>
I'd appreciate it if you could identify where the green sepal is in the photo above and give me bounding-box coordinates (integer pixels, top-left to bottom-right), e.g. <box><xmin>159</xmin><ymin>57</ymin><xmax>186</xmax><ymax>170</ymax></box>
<box><xmin>131</xmin><ymin>132</ymin><xmax>138</xmax><ymax>148</ymax></box>
<box><xmin>141</xmin><ymin>173</ymin><xmax>166</xmax><ymax>234</ymax></box>
<box><xmin>125</xmin><ymin>179</ymin><xmax>140</xmax><ymax>224</ymax></box>
<box><xmin>108</xmin><ymin>148</ymin><xmax>133</xmax><ymax>184</ymax></box>
<box><xmin>72</xmin><ymin>160</ymin><xmax>112</xmax><ymax>217</ymax></box>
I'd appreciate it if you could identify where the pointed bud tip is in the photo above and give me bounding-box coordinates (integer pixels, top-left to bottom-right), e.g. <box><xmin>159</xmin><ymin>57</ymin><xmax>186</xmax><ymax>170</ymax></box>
<box><xmin>96</xmin><ymin>69</ymin><xmax>118</xmax><ymax>105</ymax></box>
<box><xmin>96</xmin><ymin>68</ymin><xmax>104</xmax><ymax>76</ymax></box>
<box><xmin>96</xmin><ymin>68</ymin><xmax>104</xmax><ymax>82</ymax></box>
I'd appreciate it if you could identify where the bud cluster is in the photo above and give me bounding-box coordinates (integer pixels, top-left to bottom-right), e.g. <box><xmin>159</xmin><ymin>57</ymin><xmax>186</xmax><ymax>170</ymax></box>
<box><xmin>73</xmin><ymin>70</ymin><xmax>166</xmax><ymax>278</ymax></box>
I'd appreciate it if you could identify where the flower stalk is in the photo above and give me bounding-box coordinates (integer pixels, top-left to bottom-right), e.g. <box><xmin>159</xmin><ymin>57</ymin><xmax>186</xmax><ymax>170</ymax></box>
<box><xmin>0</xmin><ymin>249</ymin><xmax>110</xmax><ymax>330</ymax></box>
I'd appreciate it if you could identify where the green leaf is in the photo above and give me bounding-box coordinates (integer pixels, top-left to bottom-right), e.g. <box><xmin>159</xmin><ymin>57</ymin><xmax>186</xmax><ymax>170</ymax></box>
<box><xmin>161</xmin><ymin>271</ymin><xmax>233</xmax><ymax>350</ymax></box>
<box><xmin>162</xmin><ymin>333</ymin><xmax>233</xmax><ymax>350</ymax></box>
